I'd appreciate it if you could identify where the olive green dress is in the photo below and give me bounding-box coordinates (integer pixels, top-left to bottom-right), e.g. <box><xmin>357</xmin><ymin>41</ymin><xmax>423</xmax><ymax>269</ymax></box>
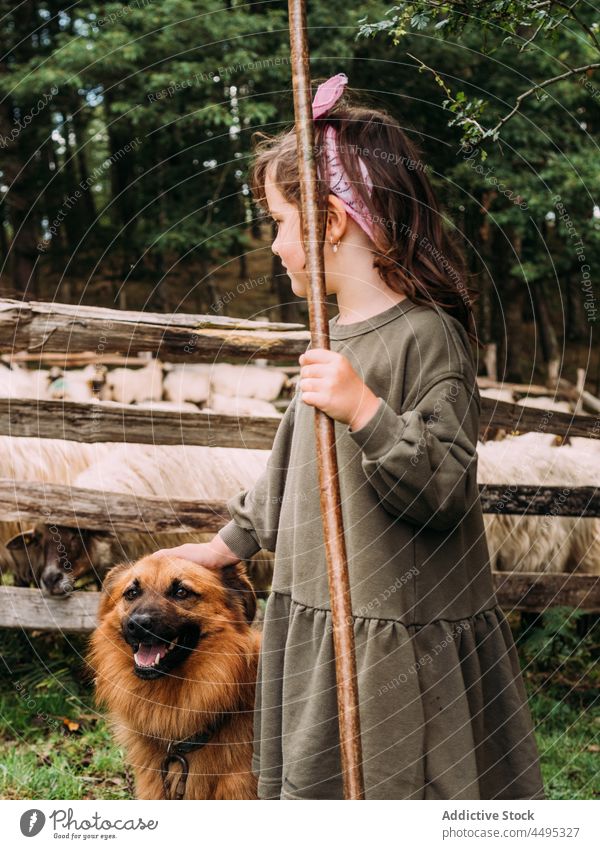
<box><xmin>218</xmin><ymin>298</ymin><xmax>545</xmax><ymax>800</ymax></box>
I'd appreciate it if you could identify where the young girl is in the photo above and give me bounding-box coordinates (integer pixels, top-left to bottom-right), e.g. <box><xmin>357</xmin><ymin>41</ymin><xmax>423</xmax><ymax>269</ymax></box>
<box><xmin>159</xmin><ymin>74</ymin><xmax>545</xmax><ymax>801</ymax></box>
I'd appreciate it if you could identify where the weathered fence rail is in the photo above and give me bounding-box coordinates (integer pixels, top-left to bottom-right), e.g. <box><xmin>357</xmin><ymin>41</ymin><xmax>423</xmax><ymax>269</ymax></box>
<box><xmin>0</xmin><ymin>398</ymin><xmax>280</xmax><ymax>448</ymax></box>
<box><xmin>0</xmin><ymin>587</ymin><xmax>99</xmax><ymax>633</ymax></box>
<box><xmin>478</xmin><ymin>485</ymin><xmax>600</xmax><ymax>517</ymax></box>
<box><xmin>0</xmin><ymin>299</ymin><xmax>310</xmax><ymax>362</ymax></box>
<box><xmin>0</xmin><ymin>299</ymin><xmax>598</xmax><ymax>629</ymax></box>
<box><xmin>0</xmin><ymin>479</ymin><xmax>229</xmax><ymax>533</ymax></box>
<box><xmin>479</xmin><ymin>398</ymin><xmax>599</xmax><ymax>441</ymax></box>
<box><xmin>0</xmin><ymin>396</ymin><xmax>598</xmax><ymax>447</ymax></box>
<box><xmin>1</xmin><ymin>570</ymin><xmax>598</xmax><ymax>634</ymax></box>
<box><xmin>493</xmin><ymin>572</ymin><xmax>600</xmax><ymax>613</ymax></box>
<box><xmin>0</xmin><ymin>479</ymin><xmax>598</xmax><ymax>533</ymax></box>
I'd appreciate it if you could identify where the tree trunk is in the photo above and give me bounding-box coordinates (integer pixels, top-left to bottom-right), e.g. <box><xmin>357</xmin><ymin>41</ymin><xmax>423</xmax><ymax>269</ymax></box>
<box><xmin>476</xmin><ymin>190</ymin><xmax>496</xmax><ymax>345</ymax></box>
<box><xmin>532</xmin><ymin>277</ymin><xmax>560</xmax><ymax>367</ymax></box>
<box><xmin>503</xmin><ymin>280</ymin><xmax>524</xmax><ymax>384</ymax></box>
<box><xmin>60</xmin><ymin>113</ymin><xmax>85</xmax><ymax>249</ymax></box>
<box><xmin>494</xmin><ymin>227</ymin><xmax>524</xmax><ymax>384</ymax></box>
<box><xmin>43</xmin><ymin>136</ymin><xmax>69</xmax><ymax>272</ymax></box>
<box><xmin>71</xmin><ymin>108</ymin><xmax>97</xmax><ymax>226</ymax></box>
<box><xmin>104</xmin><ymin>94</ymin><xmax>137</xmax><ymax>297</ymax></box>
<box><xmin>566</xmin><ymin>268</ymin><xmax>587</xmax><ymax>342</ymax></box>
<box><xmin>0</xmin><ymin>97</ymin><xmax>40</xmax><ymax>298</ymax></box>
<box><xmin>0</xmin><ymin>211</ymin><xmax>9</xmax><ymax>265</ymax></box>
<box><xmin>251</xmin><ymin>215</ymin><xmax>262</xmax><ymax>240</ymax></box>
<box><xmin>532</xmin><ymin>278</ymin><xmax>560</xmax><ymax>387</ymax></box>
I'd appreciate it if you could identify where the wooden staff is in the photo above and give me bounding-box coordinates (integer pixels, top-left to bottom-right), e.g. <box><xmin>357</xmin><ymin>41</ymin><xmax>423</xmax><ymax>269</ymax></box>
<box><xmin>287</xmin><ymin>0</ymin><xmax>365</xmax><ymax>800</ymax></box>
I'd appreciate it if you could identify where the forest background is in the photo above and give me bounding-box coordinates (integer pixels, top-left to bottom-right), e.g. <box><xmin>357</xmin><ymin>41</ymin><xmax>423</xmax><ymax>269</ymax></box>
<box><xmin>1</xmin><ymin>1</ymin><xmax>598</xmax><ymax>385</ymax></box>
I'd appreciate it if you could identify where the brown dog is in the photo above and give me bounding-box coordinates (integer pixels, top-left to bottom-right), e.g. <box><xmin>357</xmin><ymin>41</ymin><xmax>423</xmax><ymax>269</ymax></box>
<box><xmin>88</xmin><ymin>553</ymin><xmax>260</xmax><ymax>799</ymax></box>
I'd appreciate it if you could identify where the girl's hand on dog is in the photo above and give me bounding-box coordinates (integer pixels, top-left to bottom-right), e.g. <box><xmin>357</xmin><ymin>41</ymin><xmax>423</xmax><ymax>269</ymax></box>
<box><xmin>152</xmin><ymin>538</ymin><xmax>241</xmax><ymax>569</ymax></box>
<box><xmin>299</xmin><ymin>348</ymin><xmax>381</xmax><ymax>431</ymax></box>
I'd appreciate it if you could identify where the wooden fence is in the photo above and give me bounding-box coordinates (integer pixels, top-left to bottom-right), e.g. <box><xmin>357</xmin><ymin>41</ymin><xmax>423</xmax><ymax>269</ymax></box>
<box><xmin>0</xmin><ymin>298</ymin><xmax>598</xmax><ymax>631</ymax></box>
<box><xmin>0</xmin><ymin>299</ymin><xmax>309</xmax><ymax>361</ymax></box>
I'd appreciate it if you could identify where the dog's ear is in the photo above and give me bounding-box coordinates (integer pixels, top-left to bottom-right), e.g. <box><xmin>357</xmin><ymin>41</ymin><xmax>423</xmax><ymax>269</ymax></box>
<box><xmin>220</xmin><ymin>563</ymin><xmax>257</xmax><ymax>625</ymax></box>
<box><xmin>98</xmin><ymin>562</ymin><xmax>131</xmax><ymax>619</ymax></box>
<box><xmin>6</xmin><ymin>528</ymin><xmax>42</xmax><ymax>550</ymax></box>
<box><xmin>102</xmin><ymin>561</ymin><xmax>132</xmax><ymax>594</ymax></box>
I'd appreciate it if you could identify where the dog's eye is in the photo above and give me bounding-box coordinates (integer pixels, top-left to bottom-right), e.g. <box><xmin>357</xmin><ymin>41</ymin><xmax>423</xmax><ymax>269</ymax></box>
<box><xmin>174</xmin><ymin>586</ymin><xmax>189</xmax><ymax>599</ymax></box>
<box><xmin>123</xmin><ymin>586</ymin><xmax>140</xmax><ymax>601</ymax></box>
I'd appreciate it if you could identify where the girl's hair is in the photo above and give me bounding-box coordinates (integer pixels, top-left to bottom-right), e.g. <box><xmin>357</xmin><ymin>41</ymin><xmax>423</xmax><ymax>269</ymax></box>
<box><xmin>249</xmin><ymin>88</ymin><xmax>480</xmax><ymax>345</ymax></box>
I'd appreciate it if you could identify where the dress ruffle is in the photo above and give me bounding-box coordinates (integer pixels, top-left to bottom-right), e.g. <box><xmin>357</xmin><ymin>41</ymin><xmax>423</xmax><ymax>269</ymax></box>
<box><xmin>252</xmin><ymin>592</ymin><xmax>545</xmax><ymax>800</ymax></box>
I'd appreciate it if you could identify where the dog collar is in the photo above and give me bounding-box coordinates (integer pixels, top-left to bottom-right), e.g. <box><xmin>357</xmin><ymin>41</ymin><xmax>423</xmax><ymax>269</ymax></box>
<box><xmin>160</xmin><ymin>711</ymin><xmax>233</xmax><ymax>800</ymax></box>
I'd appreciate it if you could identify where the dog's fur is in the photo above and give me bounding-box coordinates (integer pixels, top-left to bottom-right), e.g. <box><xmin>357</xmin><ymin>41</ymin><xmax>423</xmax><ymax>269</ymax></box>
<box><xmin>88</xmin><ymin>553</ymin><xmax>260</xmax><ymax>799</ymax></box>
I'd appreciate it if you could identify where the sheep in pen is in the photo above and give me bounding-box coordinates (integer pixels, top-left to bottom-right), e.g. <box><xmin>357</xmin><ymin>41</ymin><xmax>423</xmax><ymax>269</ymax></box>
<box><xmin>1</xmin><ymin>391</ymin><xmax>598</xmax><ymax>599</ymax></box>
<box><xmin>0</xmin><ymin>358</ymin><xmax>289</xmax><ymax>597</ymax></box>
<box><xmin>478</xmin><ymin>391</ymin><xmax>600</xmax><ymax>577</ymax></box>
<box><xmin>0</xmin><ymin>438</ymin><xmax>274</xmax><ymax>598</ymax></box>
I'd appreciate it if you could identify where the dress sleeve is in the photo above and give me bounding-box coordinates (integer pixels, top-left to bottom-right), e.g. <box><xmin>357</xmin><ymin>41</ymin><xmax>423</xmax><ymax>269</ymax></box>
<box><xmin>217</xmin><ymin>392</ymin><xmax>297</xmax><ymax>559</ymax></box>
<box><xmin>347</xmin><ymin>372</ymin><xmax>480</xmax><ymax>532</ymax></box>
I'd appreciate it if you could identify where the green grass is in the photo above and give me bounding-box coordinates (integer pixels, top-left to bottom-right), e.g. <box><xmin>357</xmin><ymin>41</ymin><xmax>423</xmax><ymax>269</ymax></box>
<box><xmin>0</xmin><ymin>630</ymin><xmax>131</xmax><ymax>800</ymax></box>
<box><xmin>532</xmin><ymin>692</ymin><xmax>599</xmax><ymax>800</ymax></box>
<box><xmin>514</xmin><ymin>608</ymin><xmax>600</xmax><ymax>800</ymax></box>
<box><xmin>0</xmin><ymin>609</ymin><xmax>598</xmax><ymax>800</ymax></box>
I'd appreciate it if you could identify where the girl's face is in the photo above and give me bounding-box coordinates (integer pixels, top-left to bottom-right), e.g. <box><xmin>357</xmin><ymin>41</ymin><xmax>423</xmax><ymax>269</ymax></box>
<box><xmin>264</xmin><ymin>171</ymin><xmax>310</xmax><ymax>298</ymax></box>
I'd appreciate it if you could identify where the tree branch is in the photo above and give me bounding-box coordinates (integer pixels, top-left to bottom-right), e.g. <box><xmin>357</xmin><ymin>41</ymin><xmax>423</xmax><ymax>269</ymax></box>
<box><xmin>485</xmin><ymin>61</ymin><xmax>600</xmax><ymax>142</ymax></box>
<box><xmin>553</xmin><ymin>0</ymin><xmax>600</xmax><ymax>53</ymax></box>
<box><xmin>406</xmin><ymin>52</ymin><xmax>487</xmax><ymax>137</ymax></box>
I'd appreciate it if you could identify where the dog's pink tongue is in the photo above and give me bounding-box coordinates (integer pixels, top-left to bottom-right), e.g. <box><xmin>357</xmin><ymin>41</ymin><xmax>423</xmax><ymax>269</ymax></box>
<box><xmin>135</xmin><ymin>643</ymin><xmax>166</xmax><ymax>667</ymax></box>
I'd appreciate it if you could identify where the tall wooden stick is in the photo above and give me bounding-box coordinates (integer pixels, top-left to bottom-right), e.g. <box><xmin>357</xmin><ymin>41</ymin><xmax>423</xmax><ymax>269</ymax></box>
<box><xmin>287</xmin><ymin>0</ymin><xmax>365</xmax><ymax>800</ymax></box>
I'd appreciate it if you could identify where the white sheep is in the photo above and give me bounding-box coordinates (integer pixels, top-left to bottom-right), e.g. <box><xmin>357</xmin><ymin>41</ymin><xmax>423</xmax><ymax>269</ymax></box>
<box><xmin>0</xmin><ymin>435</ymin><xmax>111</xmax><ymax>484</ymax></box>
<box><xmin>164</xmin><ymin>363</ymin><xmax>287</xmax><ymax>409</ymax></box>
<box><xmin>204</xmin><ymin>392</ymin><xmax>281</xmax><ymax>418</ymax></box>
<box><xmin>209</xmin><ymin>363</ymin><xmax>286</xmax><ymax>401</ymax></box>
<box><xmin>508</xmin><ymin>395</ymin><xmax>573</xmax><ymax>448</ymax></box>
<box><xmin>29</xmin><ymin>443</ymin><xmax>274</xmax><ymax>595</ymax></box>
<box><xmin>568</xmin><ymin>434</ymin><xmax>600</xmax><ymax>452</ymax></box>
<box><xmin>0</xmin><ymin>363</ymin><xmax>52</xmax><ymax>399</ymax></box>
<box><xmin>74</xmin><ymin>443</ymin><xmax>269</xmax><ymax>499</ymax></box>
<box><xmin>105</xmin><ymin>359</ymin><xmax>163</xmax><ymax>405</ymax></box>
<box><xmin>517</xmin><ymin>395</ymin><xmax>572</xmax><ymax>414</ymax></box>
<box><xmin>480</xmin><ymin>390</ymin><xmax>589</xmax><ymax>449</ymax></box>
<box><xmin>0</xmin><ymin>437</ymin><xmax>114</xmax><ymax>583</ymax></box>
<box><xmin>480</xmin><ymin>390</ymin><xmax>573</xmax><ymax>447</ymax></box>
<box><xmin>504</xmin><ymin>394</ymin><xmax>599</xmax><ymax>452</ymax></box>
<box><xmin>48</xmin><ymin>365</ymin><xmax>108</xmax><ymax>403</ymax></box>
<box><xmin>163</xmin><ymin>364</ymin><xmax>211</xmax><ymax>405</ymax></box>
<box><xmin>135</xmin><ymin>400</ymin><xmax>200</xmax><ymax>413</ymax></box>
<box><xmin>479</xmin><ymin>387</ymin><xmax>515</xmax><ymax>404</ymax></box>
<box><xmin>477</xmin><ymin>439</ymin><xmax>599</xmax><ymax>575</ymax></box>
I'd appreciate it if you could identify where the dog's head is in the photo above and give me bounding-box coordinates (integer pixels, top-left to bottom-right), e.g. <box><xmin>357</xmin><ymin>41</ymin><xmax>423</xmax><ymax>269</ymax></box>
<box><xmin>6</xmin><ymin>524</ymin><xmax>93</xmax><ymax>595</ymax></box>
<box><xmin>93</xmin><ymin>554</ymin><xmax>256</xmax><ymax>681</ymax></box>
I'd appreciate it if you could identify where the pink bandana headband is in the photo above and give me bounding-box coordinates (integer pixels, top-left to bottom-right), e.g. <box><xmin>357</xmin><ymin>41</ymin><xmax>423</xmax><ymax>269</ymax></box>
<box><xmin>311</xmin><ymin>73</ymin><xmax>376</xmax><ymax>242</ymax></box>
